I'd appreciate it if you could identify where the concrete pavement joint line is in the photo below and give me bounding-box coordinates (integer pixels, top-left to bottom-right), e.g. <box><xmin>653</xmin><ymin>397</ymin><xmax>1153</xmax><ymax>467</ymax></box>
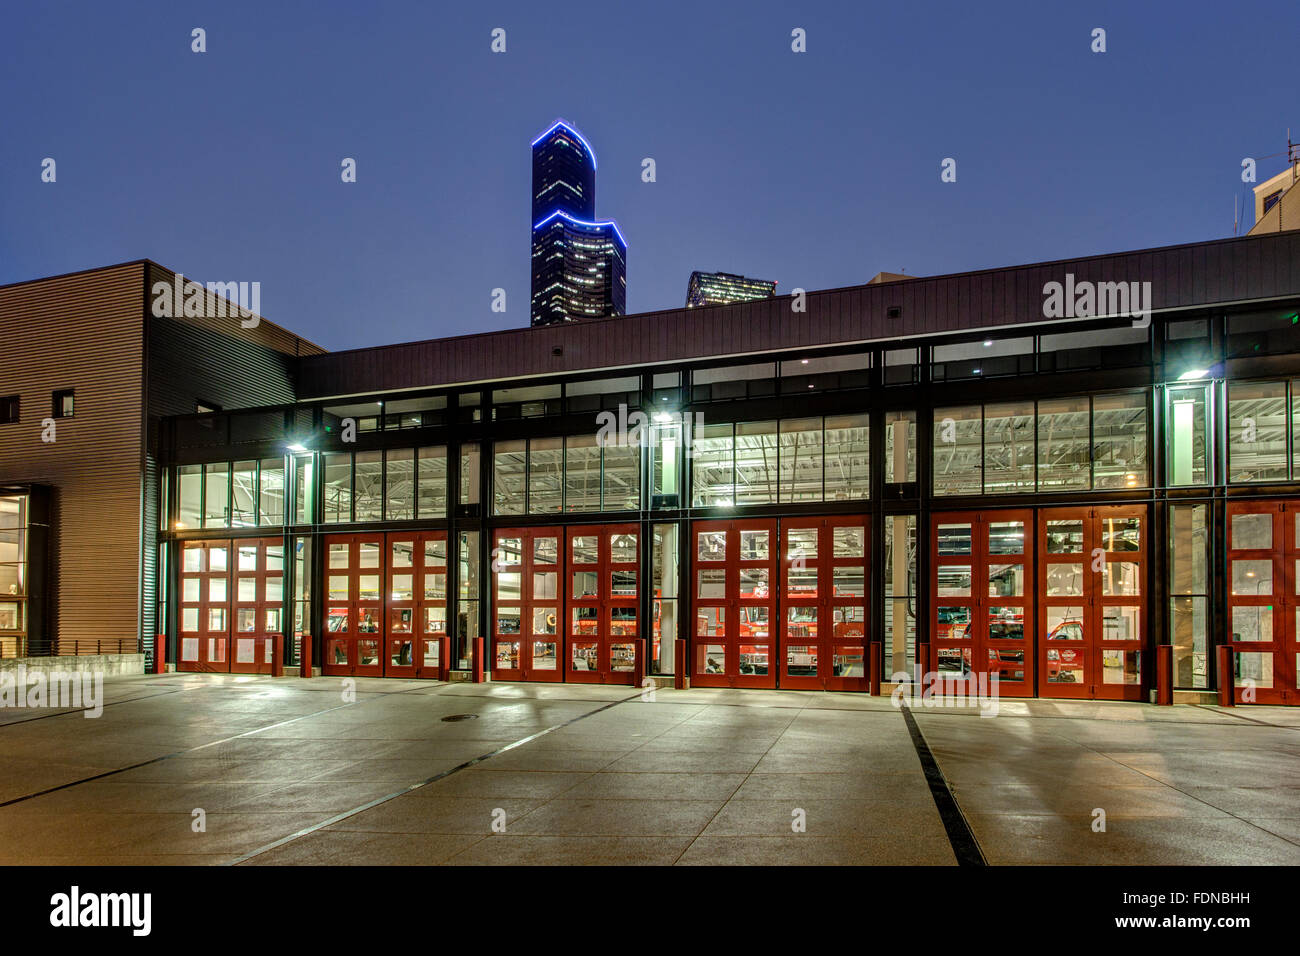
<box><xmin>1036</xmin><ymin>725</ymin><xmax>1300</xmax><ymax>849</ymax></box>
<box><xmin>885</xmin><ymin>705</ymin><xmax>1299</xmax><ymax>731</ymax></box>
<box><xmin>900</xmin><ymin>704</ymin><xmax>986</xmax><ymax>866</ymax></box>
<box><xmin>0</xmin><ymin>679</ymin><xmax>440</xmax><ymax>809</ymax></box>
<box><xmin>435</xmin><ymin>694</ymin><xmax>714</xmax><ymax>864</ymax></box>
<box><xmin>0</xmin><ymin>686</ymin><xmax>208</xmax><ymax>727</ymax></box>
<box><xmin>227</xmin><ymin>690</ymin><xmax>646</xmax><ymax>865</ymax></box>
<box><xmin>668</xmin><ymin>701</ymin><xmax>804</xmax><ymax>865</ymax></box>
<box><xmin>1188</xmin><ymin>703</ymin><xmax>1300</xmax><ymax>729</ymax></box>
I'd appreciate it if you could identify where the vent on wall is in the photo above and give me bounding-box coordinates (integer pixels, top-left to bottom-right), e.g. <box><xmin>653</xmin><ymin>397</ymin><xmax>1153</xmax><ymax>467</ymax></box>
<box><xmin>887</xmin><ymin>307</ymin><xmax>902</xmax><ymax>319</ymax></box>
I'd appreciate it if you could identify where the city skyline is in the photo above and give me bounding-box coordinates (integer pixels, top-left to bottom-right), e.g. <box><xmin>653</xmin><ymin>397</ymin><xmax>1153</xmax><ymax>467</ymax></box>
<box><xmin>3</xmin><ymin>1</ymin><xmax>1298</xmax><ymax>353</ymax></box>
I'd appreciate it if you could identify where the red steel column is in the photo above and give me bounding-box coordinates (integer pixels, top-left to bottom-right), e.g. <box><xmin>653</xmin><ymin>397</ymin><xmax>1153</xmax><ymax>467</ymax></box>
<box><xmin>271</xmin><ymin>635</ymin><xmax>284</xmax><ymax>678</ymax></box>
<box><xmin>1155</xmin><ymin>644</ymin><xmax>1172</xmax><ymax>705</ymax></box>
<box><xmin>472</xmin><ymin>636</ymin><xmax>485</xmax><ymax>683</ymax></box>
<box><xmin>674</xmin><ymin>638</ymin><xmax>687</xmax><ymax>689</ymax></box>
<box><xmin>1217</xmin><ymin>645</ymin><xmax>1234</xmax><ymax>707</ymax></box>
<box><xmin>299</xmin><ymin>634</ymin><xmax>312</xmax><ymax>678</ymax></box>
<box><xmin>870</xmin><ymin>640</ymin><xmax>883</xmax><ymax>696</ymax></box>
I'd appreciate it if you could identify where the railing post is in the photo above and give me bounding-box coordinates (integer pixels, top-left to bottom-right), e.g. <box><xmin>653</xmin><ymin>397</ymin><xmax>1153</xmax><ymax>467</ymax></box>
<box><xmin>299</xmin><ymin>634</ymin><xmax>312</xmax><ymax>678</ymax></box>
<box><xmin>271</xmin><ymin>635</ymin><xmax>284</xmax><ymax>678</ymax></box>
<box><xmin>674</xmin><ymin>638</ymin><xmax>687</xmax><ymax>690</ymax></box>
<box><xmin>472</xmin><ymin>636</ymin><xmax>485</xmax><ymax>683</ymax></box>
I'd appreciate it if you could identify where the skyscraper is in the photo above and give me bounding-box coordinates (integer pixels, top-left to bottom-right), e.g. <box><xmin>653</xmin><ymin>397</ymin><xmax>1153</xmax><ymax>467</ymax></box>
<box><xmin>530</xmin><ymin>121</ymin><xmax>626</xmax><ymax>326</ymax></box>
<box><xmin>686</xmin><ymin>271</ymin><xmax>777</xmax><ymax>308</ymax></box>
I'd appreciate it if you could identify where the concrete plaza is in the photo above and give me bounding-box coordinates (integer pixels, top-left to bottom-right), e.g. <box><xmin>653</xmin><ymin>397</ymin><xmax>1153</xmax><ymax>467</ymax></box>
<box><xmin>1</xmin><ymin>674</ymin><xmax>1297</xmax><ymax>865</ymax></box>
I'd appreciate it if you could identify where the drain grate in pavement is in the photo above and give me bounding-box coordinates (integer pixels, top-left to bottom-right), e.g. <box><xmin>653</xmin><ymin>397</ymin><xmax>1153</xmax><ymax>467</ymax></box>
<box><xmin>441</xmin><ymin>714</ymin><xmax>478</xmax><ymax>722</ymax></box>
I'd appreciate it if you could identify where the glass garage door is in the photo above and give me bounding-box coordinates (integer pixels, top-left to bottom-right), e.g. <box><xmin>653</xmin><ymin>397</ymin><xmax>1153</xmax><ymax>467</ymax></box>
<box><xmin>567</xmin><ymin>525</ymin><xmax>640</xmax><ymax>685</ymax></box>
<box><xmin>1038</xmin><ymin>507</ymin><xmax>1145</xmax><ymax>701</ymax></box>
<box><xmin>930</xmin><ymin>511</ymin><xmax>1034</xmax><ymax>697</ymax></box>
<box><xmin>492</xmin><ymin>529</ymin><xmax>564</xmax><ymax>682</ymax></box>
<box><xmin>692</xmin><ymin>519</ymin><xmax>778</xmax><ymax>688</ymax></box>
<box><xmin>322</xmin><ymin>534</ymin><xmax>384</xmax><ymax>677</ymax></box>
<box><xmin>383</xmin><ymin>532</ymin><xmax>448</xmax><ymax>679</ymax></box>
<box><xmin>780</xmin><ymin>516</ymin><xmax>869</xmax><ymax>691</ymax></box>
<box><xmin>1226</xmin><ymin>502</ymin><xmax>1299</xmax><ymax>705</ymax></box>
<box><xmin>229</xmin><ymin>538</ymin><xmax>284</xmax><ymax>675</ymax></box>
<box><xmin>178</xmin><ymin>541</ymin><xmax>230</xmax><ymax>673</ymax></box>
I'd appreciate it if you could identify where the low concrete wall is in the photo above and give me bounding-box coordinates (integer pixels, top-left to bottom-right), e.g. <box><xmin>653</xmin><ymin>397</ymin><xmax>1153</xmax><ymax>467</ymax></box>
<box><xmin>0</xmin><ymin>654</ymin><xmax>145</xmax><ymax>677</ymax></box>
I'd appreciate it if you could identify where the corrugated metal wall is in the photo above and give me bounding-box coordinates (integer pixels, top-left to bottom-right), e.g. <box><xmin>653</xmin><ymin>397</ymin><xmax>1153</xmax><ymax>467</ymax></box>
<box><xmin>297</xmin><ymin>230</ymin><xmax>1300</xmax><ymax>399</ymax></box>
<box><xmin>0</xmin><ymin>262</ymin><xmax>146</xmax><ymax>654</ymax></box>
<box><xmin>142</xmin><ymin>263</ymin><xmax>325</xmax><ymax>660</ymax></box>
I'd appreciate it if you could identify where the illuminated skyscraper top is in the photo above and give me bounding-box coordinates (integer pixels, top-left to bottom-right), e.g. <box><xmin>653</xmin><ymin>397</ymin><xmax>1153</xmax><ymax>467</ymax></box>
<box><xmin>530</xmin><ymin>120</ymin><xmax>626</xmax><ymax>326</ymax></box>
<box><xmin>531</xmin><ymin>121</ymin><xmax>596</xmax><ymax>222</ymax></box>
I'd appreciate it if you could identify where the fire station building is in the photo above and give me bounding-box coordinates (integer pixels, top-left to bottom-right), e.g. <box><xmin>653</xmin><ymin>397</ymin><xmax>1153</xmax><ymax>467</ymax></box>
<box><xmin>8</xmin><ymin>230</ymin><xmax>1300</xmax><ymax>705</ymax></box>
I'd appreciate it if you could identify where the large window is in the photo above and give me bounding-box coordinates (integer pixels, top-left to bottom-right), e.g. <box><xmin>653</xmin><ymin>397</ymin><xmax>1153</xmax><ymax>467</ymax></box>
<box><xmin>602</xmin><ymin>444</ymin><xmax>641</xmax><ymax>512</ymax></box>
<box><xmin>529</xmin><ymin>438</ymin><xmax>563</xmax><ymax>513</ymax></box>
<box><xmin>493</xmin><ymin>440</ymin><xmax>526</xmax><ymax>516</ymax></box>
<box><xmin>778</xmin><ymin>353</ymin><xmax>870</xmax><ymax>393</ymax></box>
<box><xmin>178</xmin><ymin>464</ymin><xmax>202</xmax><ymax>528</ymax></box>
<box><xmin>354</xmin><ymin>451</ymin><xmax>383</xmax><ymax>522</ymax></box>
<box><xmin>1093</xmin><ymin>393</ymin><xmax>1148</xmax><ymax>489</ymax></box>
<box><xmin>933</xmin><ymin>406</ymin><xmax>982</xmax><ymax>496</ymax></box>
<box><xmin>565</xmin><ymin>376</ymin><xmax>640</xmax><ymax>413</ymax></box>
<box><xmin>778</xmin><ymin>418</ymin><xmax>824</xmax><ymax>502</ymax></box>
<box><xmin>691</xmin><ymin>362</ymin><xmax>777</xmax><ymax>402</ymax></box>
<box><xmin>1228</xmin><ymin>381</ymin><xmax>1287</xmax><ymax>483</ymax></box>
<box><xmin>293</xmin><ymin>454</ymin><xmax>314</xmax><ymax>524</ymax></box>
<box><xmin>935</xmin><ymin>393</ymin><xmax>1149</xmax><ymax>496</ymax></box>
<box><xmin>884</xmin><ymin>411</ymin><xmax>917</xmax><ymax>484</ymax></box>
<box><xmin>651</xmin><ymin>420</ymin><xmax>682</xmax><ymax>508</ymax></box>
<box><xmin>1169</xmin><ymin>504</ymin><xmax>1209</xmax><ymax>689</ymax></box>
<box><xmin>491</xmin><ymin>434</ymin><xmax>642</xmax><ymax>516</ymax></box>
<box><xmin>258</xmin><ymin>458</ymin><xmax>285</xmax><ymax>526</ymax></box>
<box><xmin>825</xmin><ymin>414</ymin><xmax>870</xmax><ymax>499</ymax></box>
<box><xmin>1039</xmin><ymin>326</ymin><xmax>1150</xmax><ymax>372</ymax></box>
<box><xmin>1036</xmin><ymin>398</ymin><xmax>1090</xmax><ymax>491</ymax></box>
<box><xmin>457</xmin><ymin>530</ymin><xmax>481</xmax><ymax>668</ymax></box>
<box><xmin>651</xmin><ymin>523</ymin><xmax>679</xmax><ymax>675</ymax></box>
<box><xmin>884</xmin><ymin>513</ymin><xmax>917</xmax><ymax>684</ymax></box>
<box><xmin>933</xmin><ymin>337</ymin><xmax>1033</xmax><ymax>382</ymax></box>
<box><xmin>418</xmin><ymin>446</ymin><xmax>448</xmax><ymax>517</ymax></box>
<box><xmin>459</xmin><ymin>443</ymin><xmax>480</xmax><ymax>506</ymax></box>
<box><xmin>691</xmin><ymin>424</ymin><xmax>735</xmax><ymax>507</ymax></box>
<box><xmin>564</xmin><ymin>435</ymin><xmax>602</xmax><ymax>512</ymax></box>
<box><xmin>384</xmin><ymin>448</ymin><xmax>415</xmax><ymax>521</ymax></box>
<box><xmin>232</xmin><ymin>460</ymin><xmax>257</xmax><ymax>527</ymax></box>
<box><xmin>735</xmin><ymin>421</ymin><xmax>778</xmax><ymax>505</ymax></box>
<box><xmin>322</xmin><ymin>453</ymin><xmax>352</xmax><ymax>524</ymax></box>
<box><xmin>983</xmin><ymin>402</ymin><xmax>1034</xmax><ymax>494</ymax></box>
<box><xmin>1167</xmin><ymin>385</ymin><xmax>1210</xmax><ymax>486</ymax></box>
<box><xmin>204</xmin><ymin>462</ymin><xmax>229</xmax><ymax>528</ymax></box>
<box><xmin>692</xmin><ymin>416</ymin><xmax>867</xmax><ymax>506</ymax></box>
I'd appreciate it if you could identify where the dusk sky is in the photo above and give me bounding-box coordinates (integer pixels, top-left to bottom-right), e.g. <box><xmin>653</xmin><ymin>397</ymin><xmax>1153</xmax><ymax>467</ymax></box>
<box><xmin>3</xmin><ymin>0</ymin><xmax>1296</xmax><ymax>350</ymax></box>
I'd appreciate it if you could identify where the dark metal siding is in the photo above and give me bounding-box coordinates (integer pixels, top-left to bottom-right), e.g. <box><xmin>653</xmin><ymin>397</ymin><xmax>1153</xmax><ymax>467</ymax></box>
<box><xmin>298</xmin><ymin>231</ymin><xmax>1300</xmax><ymax>399</ymax></box>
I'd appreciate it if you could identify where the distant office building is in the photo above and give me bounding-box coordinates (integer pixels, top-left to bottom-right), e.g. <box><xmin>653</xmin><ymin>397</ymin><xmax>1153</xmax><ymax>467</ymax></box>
<box><xmin>1248</xmin><ymin>160</ymin><xmax>1300</xmax><ymax>235</ymax></box>
<box><xmin>531</xmin><ymin>211</ymin><xmax>627</xmax><ymax>325</ymax></box>
<box><xmin>530</xmin><ymin>121</ymin><xmax>626</xmax><ymax>326</ymax></box>
<box><xmin>686</xmin><ymin>271</ymin><xmax>777</xmax><ymax>308</ymax></box>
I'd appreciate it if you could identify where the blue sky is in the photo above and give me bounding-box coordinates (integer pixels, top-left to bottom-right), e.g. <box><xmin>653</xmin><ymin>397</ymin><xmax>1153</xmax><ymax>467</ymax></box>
<box><xmin>2</xmin><ymin>0</ymin><xmax>1296</xmax><ymax>349</ymax></box>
